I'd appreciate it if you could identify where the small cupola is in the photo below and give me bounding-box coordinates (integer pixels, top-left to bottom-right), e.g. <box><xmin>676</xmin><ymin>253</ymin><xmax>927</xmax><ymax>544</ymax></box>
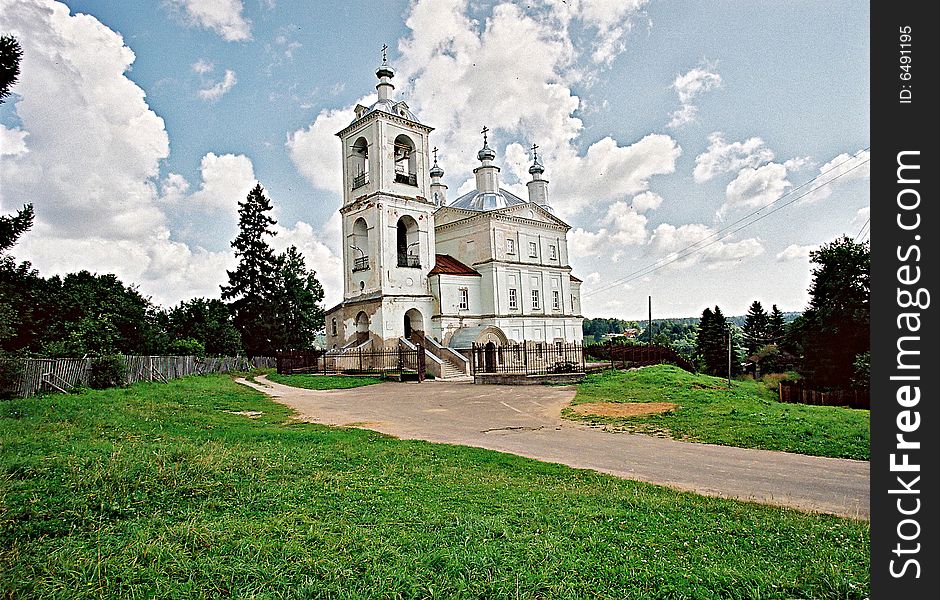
<box><xmin>526</xmin><ymin>142</ymin><xmax>551</xmax><ymax>210</ymax></box>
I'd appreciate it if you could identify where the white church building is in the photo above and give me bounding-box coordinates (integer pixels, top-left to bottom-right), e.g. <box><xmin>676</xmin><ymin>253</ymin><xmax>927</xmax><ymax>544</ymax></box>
<box><xmin>323</xmin><ymin>59</ymin><xmax>583</xmax><ymax>362</ymax></box>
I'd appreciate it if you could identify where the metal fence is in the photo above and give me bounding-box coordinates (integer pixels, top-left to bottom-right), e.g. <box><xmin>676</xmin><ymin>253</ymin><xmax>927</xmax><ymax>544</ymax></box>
<box><xmin>2</xmin><ymin>355</ymin><xmax>275</xmax><ymax>399</ymax></box>
<box><xmin>469</xmin><ymin>342</ymin><xmax>585</xmax><ymax>376</ymax></box>
<box><xmin>778</xmin><ymin>381</ymin><xmax>870</xmax><ymax>409</ymax></box>
<box><xmin>277</xmin><ymin>344</ymin><xmax>426</xmax><ymax>380</ymax></box>
<box><xmin>584</xmin><ymin>342</ymin><xmax>696</xmax><ymax>373</ymax></box>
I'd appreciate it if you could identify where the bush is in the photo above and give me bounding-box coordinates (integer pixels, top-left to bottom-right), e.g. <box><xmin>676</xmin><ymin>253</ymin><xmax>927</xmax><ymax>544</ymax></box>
<box><xmin>0</xmin><ymin>353</ymin><xmax>23</xmax><ymax>399</ymax></box>
<box><xmin>88</xmin><ymin>354</ymin><xmax>127</xmax><ymax>390</ymax></box>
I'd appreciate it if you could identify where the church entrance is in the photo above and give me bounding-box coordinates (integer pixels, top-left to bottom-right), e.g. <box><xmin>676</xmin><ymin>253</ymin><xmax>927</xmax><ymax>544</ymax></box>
<box><xmin>404</xmin><ymin>308</ymin><xmax>424</xmax><ymax>341</ymax></box>
<box><xmin>483</xmin><ymin>341</ymin><xmax>497</xmax><ymax>373</ymax></box>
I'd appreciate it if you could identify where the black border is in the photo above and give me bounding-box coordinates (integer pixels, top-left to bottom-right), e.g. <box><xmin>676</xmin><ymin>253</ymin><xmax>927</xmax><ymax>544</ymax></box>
<box><xmin>871</xmin><ymin>3</ymin><xmax>935</xmax><ymax>596</ymax></box>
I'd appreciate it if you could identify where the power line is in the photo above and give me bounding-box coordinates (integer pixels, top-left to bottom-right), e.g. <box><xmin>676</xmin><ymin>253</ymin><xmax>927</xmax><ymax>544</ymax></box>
<box><xmin>854</xmin><ymin>217</ymin><xmax>870</xmax><ymax>242</ymax></box>
<box><xmin>584</xmin><ymin>155</ymin><xmax>870</xmax><ymax>298</ymax></box>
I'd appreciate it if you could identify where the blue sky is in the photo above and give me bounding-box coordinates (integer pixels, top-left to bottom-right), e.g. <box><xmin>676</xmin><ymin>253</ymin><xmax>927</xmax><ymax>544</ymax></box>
<box><xmin>0</xmin><ymin>0</ymin><xmax>869</xmax><ymax>319</ymax></box>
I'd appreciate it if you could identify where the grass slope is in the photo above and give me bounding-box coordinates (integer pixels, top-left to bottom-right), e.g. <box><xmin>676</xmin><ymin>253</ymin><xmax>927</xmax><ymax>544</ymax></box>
<box><xmin>569</xmin><ymin>365</ymin><xmax>870</xmax><ymax>460</ymax></box>
<box><xmin>267</xmin><ymin>373</ymin><xmax>383</xmax><ymax>390</ymax></box>
<box><xmin>1</xmin><ymin>375</ymin><xmax>869</xmax><ymax>598</ymax></box>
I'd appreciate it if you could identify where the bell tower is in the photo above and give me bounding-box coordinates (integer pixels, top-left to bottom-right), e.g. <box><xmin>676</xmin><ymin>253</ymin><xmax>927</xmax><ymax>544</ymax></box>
<box><xmin>327</xmin><ymin>48</ymin><xmax>438</xmax><ymax>347</ymax></box>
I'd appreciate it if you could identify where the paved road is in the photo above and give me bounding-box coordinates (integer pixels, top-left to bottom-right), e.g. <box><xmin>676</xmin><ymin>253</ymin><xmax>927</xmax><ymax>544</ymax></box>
<box><xmin>237</xmin><ymin>376</ymin><xmax>869</xmax><ymax>519</ymax></box>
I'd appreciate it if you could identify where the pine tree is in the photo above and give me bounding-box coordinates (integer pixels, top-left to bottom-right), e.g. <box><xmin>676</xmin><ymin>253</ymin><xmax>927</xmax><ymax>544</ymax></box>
<box><xmin>221</xmin><ymin>183</ymin><xmax>279</xmax><ymax>356</ymax></box>
<box><xmin>695</xmin><ymin>305</ymin><xmax>739</xmax><ymax>377</ymax></box>
<box><xmin>270</xmin><ymin>246</ymin><xmax>325</xmax><ymax>350</ymax></box>
<box><xmin>0</xmin><ymin>35</ymin><xmax>23</xmax><ymax>104</ymax></box>
<box><xmin>742</xmin><ymin>300</ymin><xmax>769</xmax><ymax>355</ymax></box>
<box><xmin>795</xmin><ymin>236</ymin><xmax>870</xmax><ymax>388</ymax></box>
<box><xmin>768</xmin><ymin>304</ymin><xmax>786</xmax><ymax>343</ymax></box>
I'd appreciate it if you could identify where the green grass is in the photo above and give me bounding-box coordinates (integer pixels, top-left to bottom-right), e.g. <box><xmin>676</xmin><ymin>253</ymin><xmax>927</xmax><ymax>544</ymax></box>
<box><xmin>267</xmin><ymin>372</ymin><xmax>383</xmax><ymax>389</ymax></box>
<box><xmin>567</xmin><ymin>365</ymin><xmax>870</xmax><ymax>460</ymax></box>
<box><xmin>0</xmin><ymin>375</ymin><xmax>869</xmax><ymax>598</ymax></box>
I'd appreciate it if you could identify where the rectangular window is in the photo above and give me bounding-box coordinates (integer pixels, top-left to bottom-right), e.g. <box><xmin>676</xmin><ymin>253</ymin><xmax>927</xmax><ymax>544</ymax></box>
<box><xmin>532</xmin><ymin>289</ymin><xmax>540</xmax><ymax>310</ymax></box>
<box><xmin>549</xmin><ymin>244</ymin><xmax>557</xmax><ymax>260</ymax></box>
<box><xmin>553</xmin><ymin>290</ymin><xmax>560</xmax><ymax>310</ymax></box>
<box><xmin>506</xmin><ymin>239</ymin><xmax>515</xmax><ymax>255</ymax></box>
<box><xmin>508</xmin><ymin>288</ymin><xmax>518</xmax><ymax>310</ymax></box>
<box><xmin>529</xmin><ymin>241</ymin><xmax>538</xmax><ymax>258</ymax></box>
<box><xmin>458</xmin><ymin>288</ymin><xmax>469</xmax><ymax>310</ymax></box>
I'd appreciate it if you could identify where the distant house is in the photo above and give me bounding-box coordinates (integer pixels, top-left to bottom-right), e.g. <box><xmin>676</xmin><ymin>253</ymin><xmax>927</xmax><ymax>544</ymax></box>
<box><xmin>602</xmin><ymin>329</ymin><xmax>638</xmax><ymax>341</ymax></box>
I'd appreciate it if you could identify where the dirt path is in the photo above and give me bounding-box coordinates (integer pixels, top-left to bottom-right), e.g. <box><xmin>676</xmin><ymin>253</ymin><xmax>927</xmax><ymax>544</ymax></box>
<box><xmin>237</xmin><ymin>376</ymin><xmax>869</xmax><ymax>519</ymax></box>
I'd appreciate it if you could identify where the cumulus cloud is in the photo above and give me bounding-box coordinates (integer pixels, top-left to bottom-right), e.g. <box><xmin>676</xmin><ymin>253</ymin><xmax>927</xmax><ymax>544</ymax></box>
<box><xmin>0</xmin><ymin>0</ymin><xmax>169</xmax><ymax>238</ymax></box>
<box><xmin>289</xmin><ymin>0</ymin><xmax>675</xmax><ymax>219</ymax></box>
<box><xmin>668</xmin><ymin>65</ymin><xmax>721</xmax><ymax>129</ymax></box>
<box><xmin>798</xmin><ymin>149</ymin><xmax>870</xmax><ymax>205</ymax></box>
<box><xmin>567</xmin><ymin>200</ymin><xmax>648</xmax><ymax>259</ymax></box>
<box><xmin>631</xmin><ymin>191</ymin><xmax>663</xmax><ymax>213</ymax></box>
<box><xmin>723</xmin><ymin>162</ymin><xmax>791</xmax><ymax>214</ymax></box>
<box><xmin>776</xmin><ymin>244</ymin><xmax>815</xmax><ymax>262</ymax></box>
<box><xmin>0</xmin><ymin>0</ymin><xmax>259</xmax><ymax>306</ymax></box>
<box><xmin>693</xmin><ymin>132</ymin><xmax>775</xmax><ymax>182</ymax></box>
<box><xmin>649</xmin><ymin>223</ymin><xmax>764</xmax><ymax>270</ymax></box>
<box><xmin>167</xmin><ymin>0</ymin><xmax>251</xmax><ymax>41</ymax></box>
<box><xmin>0</xmin><ymin>124</ymin><xmax>29</xmax><ymax>157</ymax></box>
<box><xmin>198</xmin><ymin>68</ymin><xmax>237</xmax><ymax>101</ymax></box>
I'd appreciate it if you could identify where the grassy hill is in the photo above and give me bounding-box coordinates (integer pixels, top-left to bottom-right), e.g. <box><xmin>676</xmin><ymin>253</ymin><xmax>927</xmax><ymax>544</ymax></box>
<box><xmin>0</xmin><ymin>374</ymin><xmax>868</xmax><ymax>598</ymax></box>
<box><xmin>567</xmin><ymin>365</ymin><xmax>869</xmax><ymax>460</ymax></box>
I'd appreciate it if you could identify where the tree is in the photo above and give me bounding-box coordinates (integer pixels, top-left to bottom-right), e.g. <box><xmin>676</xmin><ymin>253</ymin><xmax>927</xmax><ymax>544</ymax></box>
<box><xmin>269</xmin><ymin>246</ymin><xmax>325</xmax><ymax>350</ymax></box>
<box><xmin>695</xmin><ymin>305</ymin><xmax>740</xmax><ymax>377</ymax></box>
<box><xmin>166</xmin><ymin>298</ymin><xmax>243</xmax><ymax>356</ymax></box>
<box><xmin>794</xmin><ymin>236</ymin><xmax>870</xmax><ymax>388</ymax></box>
<box><xmin>0</xmin><ymin>204</ymin><xmax>34</xmax><ymax>255</ymax></box>
<box><xmin>768</xmin><ymin>304</ymin><xmax>786</xmax><ymax>344</ymax></box>
<box><xmin>221</xmin><ymin>183</ymin><xmax>279</xmax><ymax>356</ymax></box>
<box><xmin>742</xmin><ymin>300</ymin><xmax>769</xmax><ymax>355</ymax></box>
<box><xmin>0</xmin><ymin>34</ymin><xmax>22</xmax><ymax>104</ymax></box>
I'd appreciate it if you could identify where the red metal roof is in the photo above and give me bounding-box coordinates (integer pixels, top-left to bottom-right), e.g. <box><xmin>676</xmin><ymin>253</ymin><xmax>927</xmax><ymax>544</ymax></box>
<box><xmin>569</xmin><ymin>274</ymin><xmax>582</xmax><ymax>283</ymax></box>
<box><xmin>428</xmin><ymin>254</ymin><xmax>481</xmax><ymax>276</ymax></box>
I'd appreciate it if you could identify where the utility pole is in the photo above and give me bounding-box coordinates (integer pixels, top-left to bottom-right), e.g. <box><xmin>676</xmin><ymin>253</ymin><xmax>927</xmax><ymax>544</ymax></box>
<box><xmin>648</xmin><ymin>295</ymin><xmax>652</xmax><ymax>345</ymax></box>
<box><xmin>727</xmin><ymin>325</ymin><xmax>732</xmax><ymax>388</ymax></box>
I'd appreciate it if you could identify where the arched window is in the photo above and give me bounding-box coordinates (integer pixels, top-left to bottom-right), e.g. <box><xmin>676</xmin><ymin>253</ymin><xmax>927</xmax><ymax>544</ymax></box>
<box><xmin>393</xmin><ymin>134</ymin><xmax>417</xmax><ymax>186</ymax></box>
<box><xmin>350</xmin><ymin>137</ymin><xmax>369</xmax><ymax>189</ymax></box>
<box><xmin>351</xmin><ymin>217</ymin><xmax>369</xmax><ymax>271</ymax></box>
<box><xmin>396</xmin><ymin>215</ymin><xmax>420</xmax><ymax>268</ymax></box>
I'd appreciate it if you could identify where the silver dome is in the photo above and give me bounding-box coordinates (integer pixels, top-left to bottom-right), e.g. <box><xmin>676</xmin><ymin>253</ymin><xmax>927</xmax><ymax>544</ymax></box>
<box><xmin>448</xmin><ymin>187</ymin><xmax>527</xmax><ymax>211</ymax></box>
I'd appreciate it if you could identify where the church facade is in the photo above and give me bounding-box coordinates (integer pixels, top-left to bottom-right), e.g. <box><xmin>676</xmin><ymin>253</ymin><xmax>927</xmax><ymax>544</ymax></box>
<box><xmin>323</xmin><ymin>60</ymin><xmax>583</xmax><ymax>355</ymax></box>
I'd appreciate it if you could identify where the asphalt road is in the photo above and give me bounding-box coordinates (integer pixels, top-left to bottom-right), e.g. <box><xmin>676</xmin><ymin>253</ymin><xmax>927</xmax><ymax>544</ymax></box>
<box><xmin>237</xmin><ymin>376</ymin><xmax>869</xmax><ymax>519</ymax></box>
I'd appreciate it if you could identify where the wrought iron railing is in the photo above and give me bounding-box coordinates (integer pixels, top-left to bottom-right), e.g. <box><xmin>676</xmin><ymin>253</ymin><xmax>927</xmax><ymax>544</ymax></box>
<box><xmin>352</xmin><ymin>173</ymin><xmax>368</xmax><ymax>189</ymax></box>
<box><xmin>397</xmin><ymin>254</ymin><xmax>421</xmax><ymax>268</ymax></box>
<box><xmin>395</xmin><ymin>172</ymin><xmax>418</xmax><ymax>186</ymax></box>
<box><xmin>353</xmin><ymin>256</ymin><xmax>370</xmax><ymax>272</ymax></box>
<box><xmin>470</xmin><ymin>342</ymin><xmax>585</xmax><ymax>376</ymax></box>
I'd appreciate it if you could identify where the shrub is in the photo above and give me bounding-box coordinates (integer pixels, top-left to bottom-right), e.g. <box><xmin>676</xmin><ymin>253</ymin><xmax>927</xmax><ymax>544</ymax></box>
<box><xmin>88</xmin><ymin>354</ymin><xmax>127</xmax><ymax>390</ymax></box>
<box><xmin>0</xmin><ymin>352</ymin><xmax>23</xmax><ymax>399</ymax></box>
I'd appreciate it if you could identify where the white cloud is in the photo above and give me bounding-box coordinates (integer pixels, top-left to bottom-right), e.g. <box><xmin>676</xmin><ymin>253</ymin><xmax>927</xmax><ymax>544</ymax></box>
<box><xmin>198</xmin><ymin>69</ymin><xmax>237</xmax><ymax>101</ymax></box>
<box><xmin>798</xmin><ymin>149</ymin><xmax>870</xmax><ymax>205</ymax></box>
<box><xmin>776</xmin><ymin>244</ymin><xmax>815</xmax><ymax>262</ymax></box>
<box><xmin>693</xmin><ymin>132</ymin><xmax>774</xmax><ymax>183</ymax></box>
<box><xmin>631</xmin><ymin>191</ymin><xmax>663</xmax><ymax>213</ymax></box>
<box><xmin>650</xmin><ymin>222</ymin><xmax>763</xmax><ymax>270</ymax></box>
<box><xmin>0</xmin><ymin>0</ymin><xmax>169</xmax><ymax>239</ymax></box>
<box><xmin>566</xmin><ymin>200</ymin><xmax>648</xmax><ymax>259</ymax></box>
<box><xmin>289</xmin><ymin>0</ymin><xmax>676</xmax><ymax>221</ymax></box>
<box><xmin>272</xmin><ymin>221</ymin><xmax>344</xmax><ymax>309</ymax></box>
<box><xmin>853</xmin><ymin>206</ymin><xmax>870</xmax><ymax>225</ymax></box>
<box><xmin>723</xmin><ymin>162</ymin><xmax>790</xmax><ymax>214</ymax></box>
<box><xmin>168</xmin><ymin>0</ymin><xmax>251</xmax><ymax>41</ymax></box>
<box><xmin>162</xmin><ymin>152</ymin><xmax>255</xmax><ymax>216</ymax></box>
<box><xmin>668</xmin><ymin>65</ymin><xmax>721</xmax><ymax>129</ymax></box>
<box><xmin>286</xmin><ymin>102</ymin><xmax>361</xmax><ymax>196</ymax></box>
<box><xmin>0</xmin><ymin>124</ymin><xmax>29</xmax><ymax>157</ymax></box>
<box><xmin>191</xmin><ymin>58</ymin><xmax>213</xmax><ymax>74</ymax></box>
<box><xmin>0</xmin><ymin>1</ymin><xmax>256</xmax><ymax>307</ymax></box>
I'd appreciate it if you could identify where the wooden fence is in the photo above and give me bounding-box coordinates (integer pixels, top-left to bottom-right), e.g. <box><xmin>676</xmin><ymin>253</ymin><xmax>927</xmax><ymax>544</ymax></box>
<box><xmin>778</xmin><ymin>381</ymin><xmax>870</xmax><ymax>409</ymax></box>
<box><xmin>584</xmin><ymin>342</ymin><xmax>697</xmax><ymax>373</ymax></box>
<box><xmin>3</xmin><ymin>355</ymin><xmax>276</xmax><ymax>399</ymax></box>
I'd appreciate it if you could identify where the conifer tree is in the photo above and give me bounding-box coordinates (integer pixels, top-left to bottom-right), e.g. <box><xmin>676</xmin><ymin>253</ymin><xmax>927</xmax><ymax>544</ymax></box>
<box><xmin>768</xmin><ymin>304</ymin><xmax>786</xmax><ymax>343</ymax></box>
<box><xmin>270</xmin><ymin>245</ymin><xmax>325</xmax><ymax>350</ymax></box>
<box><xmin>742</xmin><ymin>300</ymin><xmax>769</xmax><ymax>355</ymax></box>
<box><xmin>221</xmin><ymin>183</ymin><xmax>279</xmax><ymax>356</ymax></box>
